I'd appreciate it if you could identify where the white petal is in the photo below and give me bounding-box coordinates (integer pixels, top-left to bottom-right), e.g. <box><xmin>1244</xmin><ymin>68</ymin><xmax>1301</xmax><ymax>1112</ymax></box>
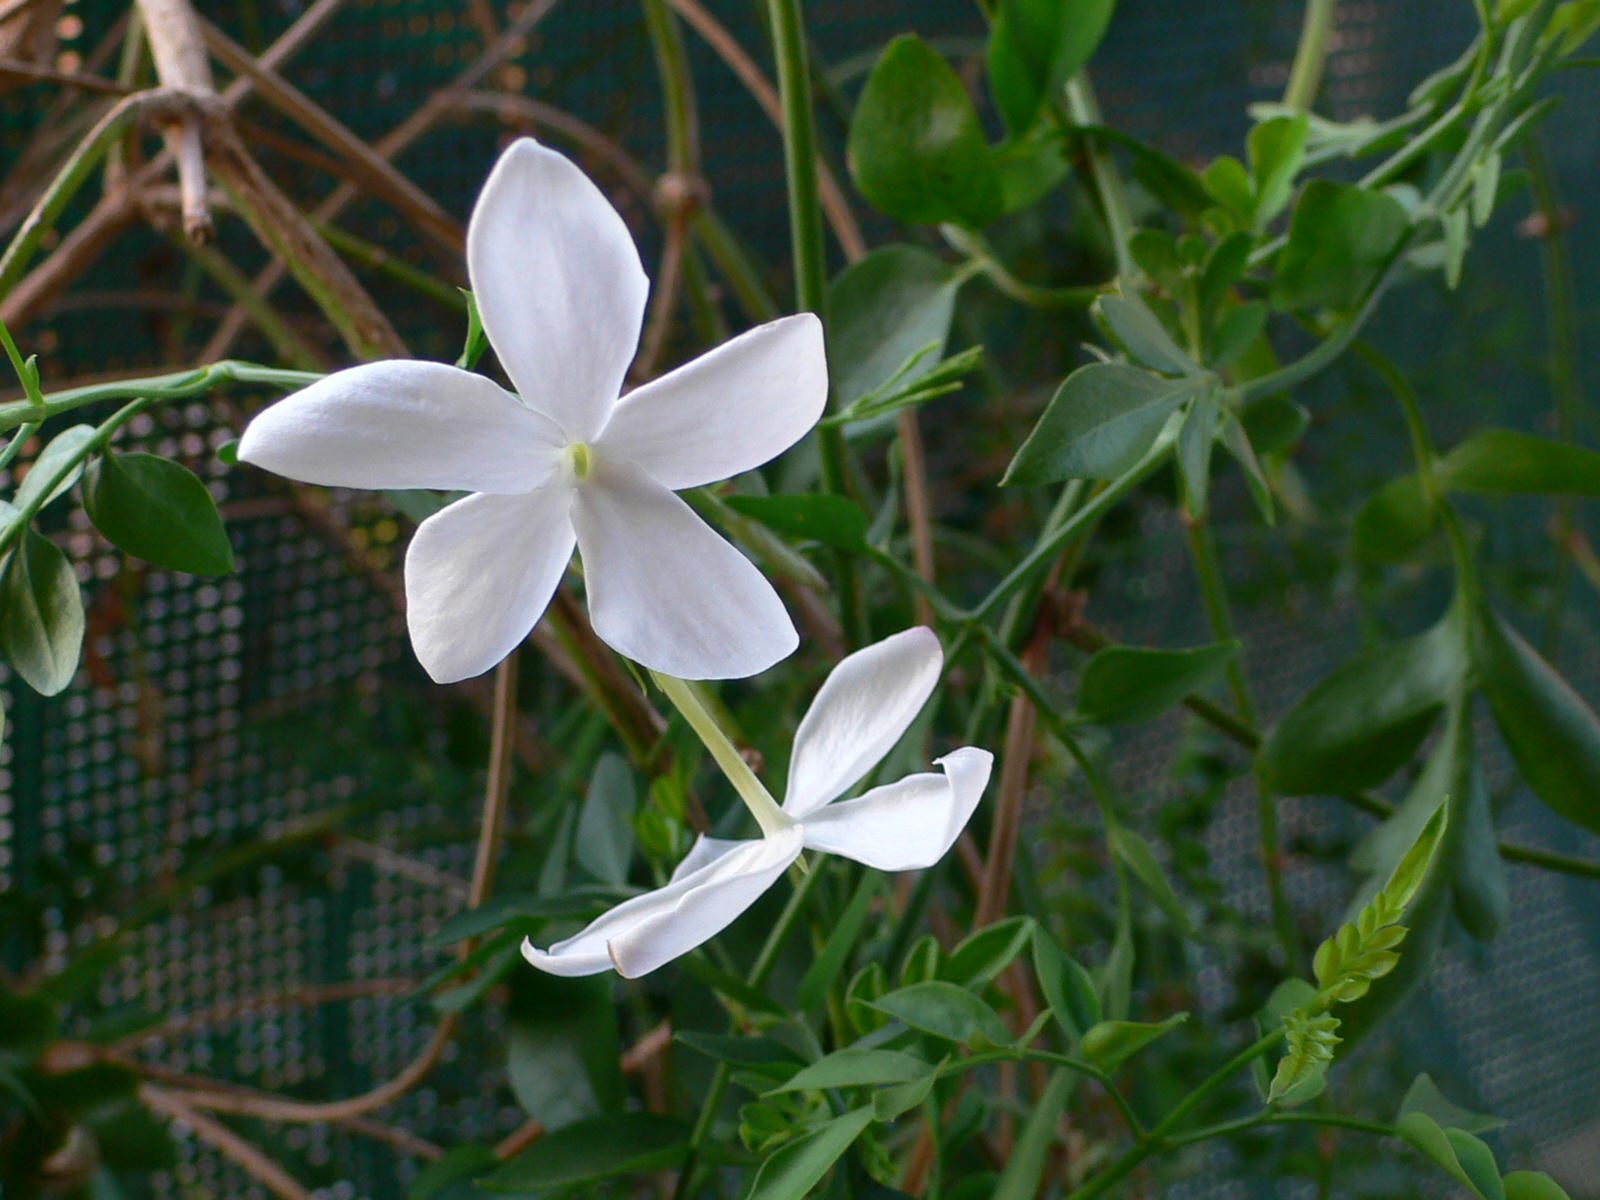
<box><xmin>523</xmin><ymin>827</ymin><xmax>803</xmax><ymax>978</ymax></box>
<box><xmin>784</xmin><ymin>627</ymin><xmax>944</xmax><ymax>817</ymax></box>
<box><xmin>596</xmin><ymin>314</ymin><xmax>828</xmax><ymax>490</ymax></box>
<box><xmin>239</xmin><ymin>360</ymin><xmax>562</xmax><ymax>492</ymax></box>
<box><xmin>404</xmin><ymin>484</ymin><xmax>575</xmax><ymax>684</ymax></box>
<box><xmin>573</xmin><ymin>460</ymin><xmax>797</xmax><ymax>679</ymax></box>
<box><xmin>468</xmin><ymin>138</ymin><xmax>647</xmax><ymax>442</ymax></box>
<box><xmin>669</xmin><ymin>835</ymin><xmax>746</xmax><ymax>883</ymax></box>
<box><xmin>801</xmin><ymin>747</ymin><xmax>993</xmax><ymax>871</ymax></box>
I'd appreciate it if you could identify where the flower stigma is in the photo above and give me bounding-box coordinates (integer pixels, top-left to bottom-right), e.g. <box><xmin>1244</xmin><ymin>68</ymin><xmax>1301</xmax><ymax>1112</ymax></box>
<box><xmin>565</xmin><ymin>440</ymin><xmax>594</xmax><ymax>481</ymax></box>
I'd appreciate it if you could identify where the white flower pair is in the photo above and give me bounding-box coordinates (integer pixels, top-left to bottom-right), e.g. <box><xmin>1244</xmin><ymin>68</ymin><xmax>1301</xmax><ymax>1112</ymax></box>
<box><xmin>239</xmin><ymin>138</ymin><xmax>991</xmax><ymax>977</ymax></box>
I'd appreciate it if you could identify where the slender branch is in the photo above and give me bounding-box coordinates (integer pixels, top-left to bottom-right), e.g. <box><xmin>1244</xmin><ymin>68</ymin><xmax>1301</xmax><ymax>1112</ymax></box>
<box><xmin>471</xmin><ymin>655</ymin><xmax>520</xmax><ymax>908</ymax></box>
<box><xmin>1282</xmin><ymin>0</ymin><xmax>1338</xmax><ymax>112</ymax></box>
<box><xmin>142</xmin><ymin>1088</ymin><xmax>315</xmax><ymax>1200</ymax></box>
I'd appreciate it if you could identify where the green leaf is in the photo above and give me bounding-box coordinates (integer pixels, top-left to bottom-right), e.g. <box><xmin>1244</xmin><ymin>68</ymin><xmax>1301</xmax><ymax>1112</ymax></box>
<box><xmin>1452</xmin><ymin>751</ymin><xmax>1508</xmax><ymax>941</ymax></box>
<box><xmin>993</xmin><ymin>124</ymin><xmax>1071</xmax><ymax>214</ymax></box>
<box><xmin>456</xmin><ymin>288</ymin><xmax>487</xmax><ymax>369</ymax></box>
<box><xmin>1503</xmin><ymin>1173</ymin><xmax>1574</xmax><ymax>1200</ymax></box>
<box><xmin>869</xmin><ymin>981</ymin><xmax>1011</xmax><ymax>1046</ymax></box>
<box><xmin>1094</xmin><ymin>292</ymin><xmax>1200</xmax><ymax>377</ymax></box>
<box><xmin>1396</xmin><ymin>1111</ymin><xmax>1504</xmax><ymax>1200</ymax></box>
<box><xmin>1271</xmin><ymin>180</ymin><xmax>1409</xmax><ymax>311</ymax></box>
<box><xmin>506</xmin><ymin>973</ymin><xmax>622</xmax><ymax>1128</ymax></box>
<box><xmin>84</xmin><ymin>452</ymin><xmax>234</xmax><ymax>575</ymax></box>
<box><xmin>987</xmin><ymin>0</ymin><xmax>1116</xmax><ymax>135</ymax></box>
<box><xmin>1436</xmin><ymin>428</ymin><xmax>1600</xmax><ymax>496</ymax></box>
<box><xmin>0</xmin><ymin>521</ymin><xmax>85</xmax><ymax>696</ymax></box>
<box><xmin>941</xmin><ymin>916</ymin><xmax>1035</xmax><ymax>989</ymax></box>
<box><xmin>1239</xmin><ymin>396</ymin><xmax>1310</xmax><ymax>459</ymax></box>
<box><xmin>1354</xmin><ymin>472</ymin><xmax>1435</xmax><ymax>562</ymax></box>
<box><xmin>745</xmin><ymin>1108</ymin><xmax>874</xmax><ymax>1200</ymax></box>
<box><xmin>766</xmin><ymin>1049</ymin><xmax>933</xmax><ymax>1095</ymax></box>
<box><xmin>1202</xmin><ymin>156</ymin><xmax>1254</xmax><ymax>227</ymax></box>
<box><xmin>1476</xmin><ymin>606</ymin><xmax>1600</xmax><ymax>836</ymax></box>
<box><xmin>725</xmin><ymin>494</ymin><xmax>869</xmax><ymax>553</ymax></box>
<box><xmin>848</xmin><ymin>35</ymin><xmax>1002</xmax><ymax>229</ymax></box>
<box><xmin>679</xmin><ymin>954</ymin><xmax>791</xmax><ymax>1019</ymax></box>
<box><xmin>1399</xmin><ymin>1073</ymin><xmax>1505</xmax><ymax>1136</ymax></box>
<box><xmin>1257</xmin><ymin>613</ymin><xmax>1465</xmax><ymax>794</ymax></box>
<box><xmin>1247</xmin><ymin>114</ymin><xmax>1309</xmax><ymax>228</ymax></box>
<box><xmin>1219</xmin><ymin>409</ymin><xmax>1274</xmax><ymax>523</ymax></box>
<box><xmin>1004</xmin><ymin>364</ymin><xmax>1193</xmax><ymax>486</ymax></box>
<box><xmin>797</xmin><ymin>874</ymin><xmax>880</xmax><ymax>1011</ymax></box>
<box><xmin>1032</xmin><ymin>928</ymin><xmax>1100</xmax><ymax>1041</ymax></box>
<box><xmin>828</xmin><ymin>245</ymin><xmax>958</xmax><ymax>408</ymax></box>
<box><xmin>575</xmin><ymin>753</ymin><xmax>635</xmax><ymax>886</ymax></box>
<box><xmin>1068</xmin><ymin>125</ymin><xmax>1213</xmax><ymax>219</ymax></box>
<box><xmin>484</xmin><ymin>1113</ymin><xmax>688</xmax><ymax>1191</ymax></box>
<box><xmin>872</xmin><ymin>1065</ymin><xmax>941</xmax><ymax>1122</ymax></box>
<box><xmin>1209</xmin><ymin>301</ymin><xmax>1267</xmax><ymax>369</ymax></box>
<box><xmin>991</xmin><ymin>1069</ymin><xmax>1075</xmax><ymax>1200</ymax></box>
<box><xmin>1177</xmin><ymin>388</ymin><xmax>1220</xmax><ymax>515</ymax></box>
<box><xmin>1080</xmin><ymin>1013</ymin><xmax>1188</xmax><ymax>1069</ymax></box>
<box><xmin>13</xmin><ymin>424</ymin><xmax>95</xmax><ymax>511</ymax></box>
<box><xmin>406</xmin><ymin>1143</ymin><xmax>496</xmax><ymax>1200</ymax></box>
<box><xmin>1077</xmin><ymin>640</ymin><xmax>1238</xmax><ymax>725</ymax></box>
<box><xmin>675</xmin><ymin>1033</ymin><xmax>806</xmax><ymax>1079</ymax></box>
<box><xmin>427</xmin><ymin>887</ymin><xmax>624</xmax><ymax>946</ymax></box>
<box><xmin>1106</xmin><ymin>826</ymin><xmax>1193</xmax><ymax>935</ymax></box>
<box><xmin>1197</xmin><ymin>231</ymin><xmax>1256</xmax><ymax>315</ymax></box>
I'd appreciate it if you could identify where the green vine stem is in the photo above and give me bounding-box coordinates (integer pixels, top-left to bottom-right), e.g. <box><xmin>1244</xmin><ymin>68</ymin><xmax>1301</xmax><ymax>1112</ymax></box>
<box><xmin>1282</xmin><ymin>0</ymin><xmax>1338</xmax><ymax>112</ymax></box>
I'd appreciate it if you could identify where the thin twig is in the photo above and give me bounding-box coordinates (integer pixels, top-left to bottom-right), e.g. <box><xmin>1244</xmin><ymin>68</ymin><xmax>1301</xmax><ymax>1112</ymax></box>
<box><xmin>115</xmin><ymin>979</ymin><xmax>418</xmax><ymax>1051</ymax></box>
<box><xmin>141</xmin><ymin>1086</ymin><xmax>315</xmax><ymax>1200</ymax></box>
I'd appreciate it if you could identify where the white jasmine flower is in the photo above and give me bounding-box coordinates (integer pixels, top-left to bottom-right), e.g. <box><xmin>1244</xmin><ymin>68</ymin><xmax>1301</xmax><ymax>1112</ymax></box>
<box><xmin>523</xmin><ymin>627</ymin><xmax>993</xmax><ymax>978</ymax></box>
<box><xmin>239</xmin><ymin>138</ymin><xmax>827</xmax><ymax>683</ymax></box>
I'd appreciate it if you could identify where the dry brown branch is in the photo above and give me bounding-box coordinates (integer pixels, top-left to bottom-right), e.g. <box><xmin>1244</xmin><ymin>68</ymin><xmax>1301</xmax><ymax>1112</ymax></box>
<box><xmin>202</xmin><ymin>18</ymin><xmax>464</xmax><ymax>256</ymax></box>
<box><xmin>141</xmin><ymin>1085</ymin><xmax>316</xmax><ymax>1200</ymax></box>
<box><xmin>0</xmin><ymin>185</ymin><xmax>136</xmax><ymax>325</ymax></box>
<box><xmin>333</xmin><ymin>839</ymin><xmax>471</xmax><ymax>898</ymax></box>
<box><xmin>114</xmin><ymin>979</ymin><xmax>419</xmax><ymax>1051</ymax></box>
<box><xmin>661</xmin><ymin>0</ymin><xmax>866</xmax><ymax>262</ymax></box>
<box><xmin>452</xmin><ymin>90</ymin><xmax>654</xmax><ymax>197</ymax></box>
<box><xmin>620</xmin><ymin>1019</ymin><xmax>674</xmax><ymax>1073</ymax></box>
<box><xmin>338</xmin><ymin>1115</ymin><xmax>445</xmax><ymax>1161</ymax></box>
<box><xmin>0</xmin><ymin>56</ymin><xmax>131</xmax><ymax>93</ymax></box>
<box><xmin>493</xmin><ymin>1119</ymin><xmax>546</xmax><ymax>1160</ymax></box>
<box><xmin>471</xmin><ymin>654</ymin><xmax>519</xmax><ymax>908</ymax></box>
<box><xmin>136</xmin><ymin>0</ymin><xmax>216</xmax><ymax>241</ymax></box>
<box><xmin>974</xmin><ymin>628</ymin><xmax>1049</xmax><ymax>928</ymax></box>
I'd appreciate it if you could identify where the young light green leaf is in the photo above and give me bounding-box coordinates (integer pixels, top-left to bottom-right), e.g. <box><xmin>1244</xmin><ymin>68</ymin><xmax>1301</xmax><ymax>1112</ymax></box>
<box><xmin>990</xmin><ymin>1069</ymin><xmax>1075</xmax><ymax>1200</ymax></box>
<box><xmin>1077</xmin><ymin>640</ymin><xmax>1238</xmax><ymax>725</ymax></box>
<box><xmin>483</xmin><ymin>1113</ymin><xmax>687</xmax><ymax>1191</ymax></box>
<box><xmin>1443</xmin><ymin>205</ymin><xmax>1469</xmax><ymax>289</ymax></box>
<box><xmin>1476</xmin><ymin>606</ymin><xmax>1600</xmax><ymax>836</ymax></box>
<box><xmin>1202</xmin><ymin>156</ymin><xmax>1254</xmax><ymax>227</ymax></box>
<box><xmin>1271</xmin><ymin>180</ymin><xmax>1409</xmax><ymax>311</ymax></box>
<box><xmin>724</xmin><ymin>494</ymin><xmax>869</xmax><ymax>553</ymax></box>
<box><xmin>828</xmin><ymin>245</ymin><xmax>958</xmax><ymax>407</ymax></box>
<box><xmin>1502</xmin><ymin>1173</ymin><xmax>1574</xmax><ymax>1200</ymax></box>
<box><xmin>767</xmin><ymin>1049</ymin><xmax>933</xmax><ymax>1096</ymax></box>
<box><xmin>0</xmin><ymin>523</ymin><xmax>85</xmax><ymax>696</ymax></box>
<box><xmin>13</xmin><ymin>425</ymin><xmax>95</xmax><ymax>511</ymax></box>
<box><xmin>1004</xmin><ymin>364</ymin><xmax>1194</xmax><ymax>486</ymax></box>
<box><xmin>1032</xmin><ymin>927</ymin><xmax>1101</xmax><ymax>1041</ymax></box>
<box><xmin>1177</xmin><ymin>388</ymin><xmax>1220</xmax><ymax>515</ymax></box>
<box><xmin>1107</xmin><ymin>826</ymin><xmax>1193</xmax><ymax>936</ymax></box>
<box><xmin>1095</xmin><ymin>292</ymin><xmax>1201</xmax><ymax>377</ymax></box>
<box><xmin>1396</xmin><ymin>1111</ymin><xmax>1504</xmax><ymax>1200</ymax></box>
<box><xmin>1247</xmin><ymin>113</ymin><xmax>1309</xmax><ymax>228</ymax></box>
<box><xmin>84</xmin><ymin>452</ymin><xmax>235</xmax><ymax>575</ymax></box>
<box><xmin>1257</xmin><ymin>613</ymin><xmax>1465</xmax><ymax>794</ymax></box>
<box><xmin>870</xmin><ymin>981</ymin><xmax>1011</xmax><ymax>1047</ymax></box>
<box><xmin>745</xmin><ymin>1108</ymin><xmax>874</xmax><ymax>1200</ymax></box>
<box><xmin>1398</xmin><ymin>1073</ymin><xmax>1506</xmax><ymax>1136</ymax></box>
<box><xmin>986</xmin><ymin>0</ymin><xmax>1116</xmax><ymax>135</ymax></box>
<box><xmin>941</xmin><ymin>916</ymin><xmax>1035</xmax><ymax>990</ymax></box>
<box><xmin>848</xmin><ymin>35</ymin><xmax>1003</xmax><ymax>229</ymax></box>
<box><xmin>575</xmin><ymin>754</ymin><xmax>635</xmax><ymax>886</ymax></box>
<box><xmin>1080</xmin><ymin>1013</ymin><xmax>1188</xmax><ymax>1070</ymax></box>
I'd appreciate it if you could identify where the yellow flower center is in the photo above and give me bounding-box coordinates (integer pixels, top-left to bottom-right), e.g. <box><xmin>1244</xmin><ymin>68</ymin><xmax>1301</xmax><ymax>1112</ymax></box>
<box><xmin>565</xmin><ymin>441</ymin><xmax>594</xmax><ymax>481</ymax></box>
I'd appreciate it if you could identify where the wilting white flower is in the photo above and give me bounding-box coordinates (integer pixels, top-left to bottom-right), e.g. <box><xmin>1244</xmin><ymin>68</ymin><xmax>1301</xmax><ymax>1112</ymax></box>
<box><xmin>523</xmin><ymin>627</ymin><xmax>993</xmax><ymax>978</ymax></box>
<box><xmin>239</xmin><ymin>138</ymin><xmax>827</xmax><ymax>683</ymax></box>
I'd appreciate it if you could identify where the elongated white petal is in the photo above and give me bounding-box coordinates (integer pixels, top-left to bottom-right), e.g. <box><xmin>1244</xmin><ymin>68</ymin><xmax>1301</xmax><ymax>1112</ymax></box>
<box><xmin>239</xmin><ymin>360</ymin><xmax>562</xmax><ymax>492</ymax></box>
<box><xmin>573</xmin><ymin>460</ymin><xmax>797</xmax><ymax>679</ymax></box>
<box><xmin>784</xmin><ymin>626</ymin><xmax>944</xmax><ymax>817</ymax></box>
<box><xmin>524</xmin><ymin>827</ymin><xmax>804</xmax><ymax>978</ymax></box>
<box><xmin>597</xmin><ymin>314</ymin><xmax>828</xmax><ymax>490</ymax></box>
<box><xmin>669</xmin><ymin>835</ymin><xmax>747</xmax><ymax>883</ymax></box>
<box><xmin>468</xmin><ymin>138</ymin><xmax>647</xmax><ymax>441</ymax></box>
<box><xmin>800</xmin><ymin>747</ymin><xmax>993</xmax><ymax>871</ymax></box>
<box><xmin>404</xmin><ymin>485</ymin><xmax>576</xmax><ymax>684</ymax></box>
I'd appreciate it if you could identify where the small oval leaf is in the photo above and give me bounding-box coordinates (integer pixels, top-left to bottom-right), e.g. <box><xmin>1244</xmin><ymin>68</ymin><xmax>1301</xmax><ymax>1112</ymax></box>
<box><xmin>84</xmin><ymin>452</ymin><xmax>234</xmax><ymax>575</ymax></box>
<box><xmin>1077</xmin><ymin>640</ymin><xmax>1239</xmax><ymax>725</ymax></box>
<box><xmin>0</xmin><ymin>522</ymin><xmax>85</xmax><ymax>696</ymax></box>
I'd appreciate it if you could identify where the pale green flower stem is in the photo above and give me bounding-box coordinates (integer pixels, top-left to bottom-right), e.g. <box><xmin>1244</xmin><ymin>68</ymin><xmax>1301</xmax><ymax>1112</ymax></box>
<box><xmin>650</xmin><ymin>671</ymin><xmax>792</xmax><ymax>837</ymax></box>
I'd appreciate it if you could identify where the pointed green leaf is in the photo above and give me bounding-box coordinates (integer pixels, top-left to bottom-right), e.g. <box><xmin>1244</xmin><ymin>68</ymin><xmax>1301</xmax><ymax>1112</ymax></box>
<box><xmin>1257</xmin><ymin>614</ymin><xmax>1465</xmax><ymax>794</ymax></box>
<box><xmin>1077</xmin><ymin>640</ymin><xmax>1238</xmax><ymax>725</ymax></box>
<box><xmin>849</xmin><ymin>36</ymin><xmax>1003</xmax><ymax>229</ymax></box>
<box><xmin>1354</xmin><ymin>472</ymin><xmax>1436</xmax><ymax>562</ymax></box>
<box><xmin>1095</xmin><ymin>292</ymin><xmax>1200</xmax><ymax>376</ymax></box>
<box><xmin>991</xmin><ymin>1069</ymin><xmax>1075</xmax><ymax>1200</ymax></box>
<box><xmin>1220</xmin><ymin>409</ymin><xmax>1274</xmax><ymax>523</ymax></box>
<box><xmin>1477</xmin><ymin>606</ymin><xmax>1600</xmax><ymax>836</ymax></box>
<box><xmin>1399</xmin><ymin>1073</ymin><xmax>1505</xmax><ymax>1135</ymax></box>
<box><xmin>1271</xmin><ymin>180</ymin><xmax>1409</xmax><ymax>311</ymax></box>
<box><xmin>1452</xmin><ymin>753</ymin><xmax>1508</xmax><ymax>941</ymax></box>
<box><xmin>483</xmin><ymin>1113</ymin><xmax>687</xmax><ymax>1191</ymax></box>
<box><xmin>798</xmin><ymin>873</ymin><xmax>881</xmax><ymax>1011</ymax></box>
<box><xmin>1080</xmin><ymin>1013</ymin><xmax>1188</xmax><ymax>1069</ymax></box>
<box><xmin>1503</xmin><ymin>1173</ymin><xmax>1574</xmax><ymax>1200</ymax></box>
<box><xmin>828</xmin><ymin>245</ymin><xmax>957</xmax><ymax>407</ymax></box>
<box><xmin>0</xmin><ymin>521</ymin><xmax>84</xmax><ymax>696</ymax></box>
<box><xmin>872</xmin><ymin>1065</ymin><xmax>941</xmax><ymax>1122</ymax></box>
<box><xmin>870</xmin><ymin>981</ymin><xmax>1010</xmax><ymax>1046</ymax></box>
<box><xmin>745</xmin><ymin>1108</ymin><xmax>874</xmax><ymax>1200</ymax></box>
<box><xmin>724</xmin><ymin>494</ymin><xmax>869</xmax><ymax>553</ymax></box>
<box><xmin>84</xmin><ymin>452</ymin><xmax>234</xmax><ymax>575</ymax></box>
<box><xmin>575</xmin><ymin>753</ymin><xmax>635</xmax><ymax>886</ymax></box>
<box><xmin>1209</xmin><ymin>301</ymin><xmax>1268</xmax><ymax>369</ymax></box>
<box><xmin>767</xmin><ymin>1049</ymin><xmax>933</xmax><ymax>1095</ymax></box>
<box><xmin>941</xmin><ymin>916</ymin><xmax>1035</xmax><ymax>990</ymax></box>
<box><xmin>1437</xmin><ymin>428</ymin><xmax>1600</xmax><ymax>497</ymax></box>
<box><xmin>1107</xmin><ymin>826</ymin><xmax>1193</xmax><ymax>935</ymax></box>
<box><xmin>675</xmin><ymin>1033</ymin><xmax>806</xmax><ymax>1079</ymax></box>
<box><xmin>1177</xmin><ymin>388</ymin><xmax>1220</xmax><ymax>515</ymax></box>
<box><xmin>1248</xmin><ymin>114</ymin><xmax>1309</xmax><ymax>228</ymax></box>
<box><xmin>987</xmin><ymin>0</ymin><xmax>1116</xmax><ymax>135</ymax></box>
<box><xmin>407</xmin><ymin>1143</ymin><xmax>496</xmax><ymax>1200</ymax></box>
<box><xmin>1004</xmin><ymin>364</ymin><xmax>1193</xmax><ymax>486</ymax></box>
<box><xmin>14</xmin><ymin>425</ymin><xmax>95</xmax><ymax>511</ymax></box>
<box><xmin>1032</xmin><ymin>927</ymin><xmax>1101</xmax><ymax>1041</ymax></box>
